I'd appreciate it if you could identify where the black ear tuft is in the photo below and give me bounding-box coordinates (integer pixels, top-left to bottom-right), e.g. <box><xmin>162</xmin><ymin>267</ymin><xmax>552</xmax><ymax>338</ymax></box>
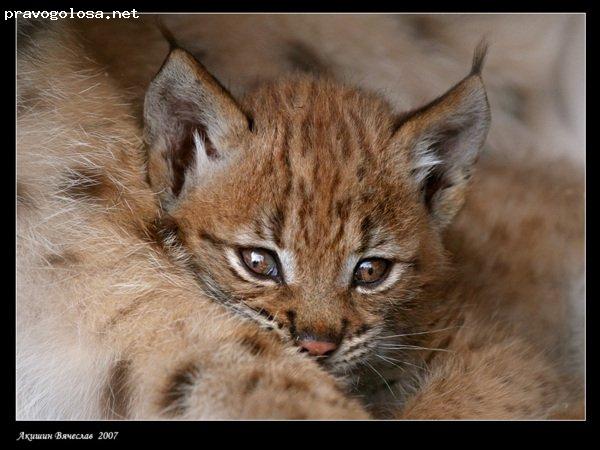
<box><xmin>470</xmin><ymin>39</ymin><xmax>489</xmax><ymax>76</ymax></box>
<box><xmin>392</xmin><ymin>66</ymin><xmax>491</xmax><ymax>229</ymax></box>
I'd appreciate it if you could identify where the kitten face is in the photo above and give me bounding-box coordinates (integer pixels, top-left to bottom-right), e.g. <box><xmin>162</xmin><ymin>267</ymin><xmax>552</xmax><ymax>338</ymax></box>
<box><xmin>169</xmin><ymin>80</ymin><xmax>445</xmax><ymax>374</ymax></box>
<box><xmin>144</xmin><ymin>48</ymin><xmax>490</xmax><ymax>376</ymax></box>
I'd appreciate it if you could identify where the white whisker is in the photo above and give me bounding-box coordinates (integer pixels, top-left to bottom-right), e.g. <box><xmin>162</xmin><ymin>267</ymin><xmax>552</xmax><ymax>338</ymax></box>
<box><xmin>376</xmin><ymin>353</ymin><xmax>421</xmax><ymax>370</ymax></box>
<box><xmin>378</xmin><ymin>344</ymin><xmax>453</xmax><ymax>353</ymax></box>
<box><xmin>378</xmin><ymin>325</ymin><xmax>462</xmax><ymax>339</ymax></box>
<box><xmin>363</xmin><ymin>361</ymin><xmax>397</xmax><ymax>399</ymax></box>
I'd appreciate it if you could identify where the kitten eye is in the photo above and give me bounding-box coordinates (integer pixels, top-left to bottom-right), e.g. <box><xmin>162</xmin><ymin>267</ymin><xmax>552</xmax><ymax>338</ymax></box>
<box><xmin>240</xmin><ymin>248</ymin><xmax>281</xmax><ymax>281</ymax></box>
<box><xmin>353</xmin><ymin>258</ymin><xmax>391</xmax><ymax>286</ymax></box>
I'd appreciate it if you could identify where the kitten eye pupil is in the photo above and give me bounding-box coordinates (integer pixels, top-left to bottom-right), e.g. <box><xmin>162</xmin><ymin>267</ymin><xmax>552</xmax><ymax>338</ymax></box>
<box><xmin>240</xmin><ymin>248</ymin><xmax>280</xmax><ymax>281</ymax></box>
<box><xmin>353</xmin><ymin>258</ymin><xmax>390</xmax><ymax>286</ymax></box>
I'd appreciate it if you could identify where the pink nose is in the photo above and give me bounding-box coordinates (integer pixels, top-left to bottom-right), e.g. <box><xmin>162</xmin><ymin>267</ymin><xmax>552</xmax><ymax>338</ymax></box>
<box><xmin>299</xmin><ymin>340</ymin><xmax>338</xmax><ymax>356</ymax></box>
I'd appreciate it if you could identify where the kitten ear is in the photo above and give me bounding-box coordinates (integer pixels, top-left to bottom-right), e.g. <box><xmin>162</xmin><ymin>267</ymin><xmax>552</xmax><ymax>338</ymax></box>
<box><xmin>394</xmin><ymin>45</ymin><xmax>491</xmax><ymax>228</ymax></box>
<box><xmin>143</xmin><ymin>47</ymin><xmax>251</xmax><ymax>207</ymax></box>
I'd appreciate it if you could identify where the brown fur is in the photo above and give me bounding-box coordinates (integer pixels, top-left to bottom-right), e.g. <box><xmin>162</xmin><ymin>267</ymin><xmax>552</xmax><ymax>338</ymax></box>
<box><xmin>17</xmin><ymin>16</ymin><xmax>584</xmax><ymax>420</ymax></box>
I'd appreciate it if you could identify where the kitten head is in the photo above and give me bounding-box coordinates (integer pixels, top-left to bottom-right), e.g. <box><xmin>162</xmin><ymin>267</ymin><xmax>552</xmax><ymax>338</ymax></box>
<box><xmin>143</xmin><ymin>45</ymin><xmax>490</xmax><ymax>375</ymax></box>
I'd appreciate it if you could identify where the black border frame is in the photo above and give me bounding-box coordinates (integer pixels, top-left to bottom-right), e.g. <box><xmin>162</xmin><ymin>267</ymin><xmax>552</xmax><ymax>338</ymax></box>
<box><xmin>6</xmin><ymin>1</ymin><xmax>592</xmax><ymax>443</ymax></box>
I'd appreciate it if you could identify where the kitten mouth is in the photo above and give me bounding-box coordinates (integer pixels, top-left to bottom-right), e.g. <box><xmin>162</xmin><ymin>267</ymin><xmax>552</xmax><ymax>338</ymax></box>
<box><xmin>294</xmin><ymin>342</ymin><xmax>355</xmax><ymax>373</ymax></box>
<box><xmin>321</xmin><ymin>345</ymin><xmax>373</xmax><ymax>375</ymax></box>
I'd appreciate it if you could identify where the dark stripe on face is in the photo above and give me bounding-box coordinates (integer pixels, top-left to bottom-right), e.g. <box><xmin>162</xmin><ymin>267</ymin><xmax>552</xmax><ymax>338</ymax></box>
<box><xmin>278</xmin><ymin>120</ymin><xmax>292</xmax><ymax>173</ymax></box>
<box><xmin>300</xmin><ymin>109</ymin><xmax>312</xmax><ymax>158</ymax></box>
<box><xmin>198</xmin><ymin>231</ymin><xmax>227</xmax><ymax>247</ymax></box>
<box><xmin>278</xmin><ymin>122</ymin><xmax>293</xmax><ymax>237</ymax></box>
<box><xmin>335</xmin><ymin>198</ymin><xmax>351</xmax><ymax>222</ymax></box>
<box><xmin>359</xmin><ymin>215</ymin><xmax>373</xmax><ymax>253</ymax></box>
<box><xmin>252</xmin><ymin>218</ymin><xmax>266</xmax><ymax>240</ymax></box>
<box><xmin>342</xmin><ymin>110</ymin><xmax>364</xmax><ymax>161</ymax></box>
<box><xmin>159</xmin><ymin>361</ymin><xmax>201</xmax><ymax>417</ymax></box>
<box><xmin>348</xmin><ymin>110</ymin><xmax>377</xmax><ymax>180</ymax></box>
<box><xmin>330</xmin><ymin>197</ymin><xmax>351</xmax><ymax>247</ymax></box>
<box><xmin>331</xmin><ymin>219</ymin><xmax>346</xmax><ymax>249</ymax></box>
<box><xmin>312</xmin><ymin>150</ymin><xmax>321</xmax><ymax>187</ymax></box>
<box><xmin>103</xmin><ymin>360</ymin><xmax>132</xmax><ymax>419</ymax></box>
<box><xmin>283</xmin><ymin>178</ymin><xmax>293</xmax><ymax>199</ymax></box>
<box><xmin>326</xmin><ymin>170</ymin><xmax>341</xmax><ymax>215</ymax></box>
<box><xmin>339</xmin><ymin>119</ymin><xmax>352</xmax><ymax>158</ymax></box>
<box><xmin>296</xmin><ymin>179</ymin><xmax>311</xmax><ymax>244</ymax></box>
<box><xmin>347</xmin><ymin>110</ymin><xmax>369</xmax><ymax>156</ymax></box>
<box><xmin>268</xmin><ymin>206</ymin><xmax>286</xmax><ymax>249</ymax></box>
<box><xmin>372</xmin><ymin>235</ymin><xmax>392</xmax><ymax>249</ymax></box>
